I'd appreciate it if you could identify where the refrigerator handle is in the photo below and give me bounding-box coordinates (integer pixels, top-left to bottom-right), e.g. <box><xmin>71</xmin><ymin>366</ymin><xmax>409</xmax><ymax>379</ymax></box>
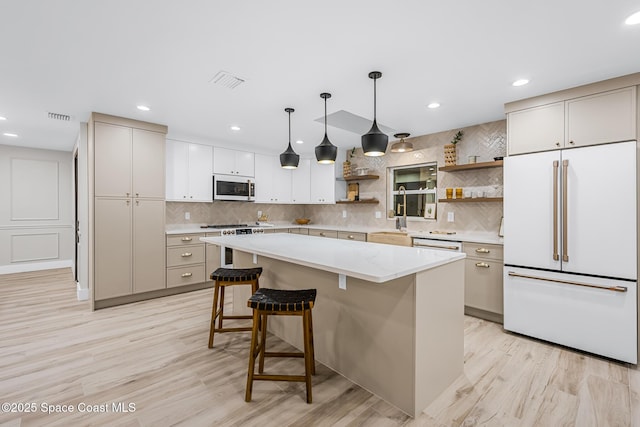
<box><xmin>553</xmin><ymin>160</ymin><xmax>559</xmax><ymax>261</ymax></box>
<box><xmin>562</xmin><ymin>159</ymin><xmax>569</xmax><ymax>262</ymax></box>
<box><xmin>507</xmin><ymin>271</ymin><xmax>627</xmax><ymax>293</ymax></box>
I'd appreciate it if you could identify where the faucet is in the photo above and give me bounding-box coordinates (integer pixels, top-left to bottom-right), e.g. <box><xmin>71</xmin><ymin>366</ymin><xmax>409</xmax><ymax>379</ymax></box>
<box><xmin>396</xmin><ymin>185</ymin><xmax>407</xmax><ymax>230</ymax></box>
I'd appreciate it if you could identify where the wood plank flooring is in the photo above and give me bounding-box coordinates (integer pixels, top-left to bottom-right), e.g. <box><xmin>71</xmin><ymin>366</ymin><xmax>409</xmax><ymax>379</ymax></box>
<box><xmin>0</xmin><ymin>268</ymin><xmax>638</xmax><ymax>426</ymax></box>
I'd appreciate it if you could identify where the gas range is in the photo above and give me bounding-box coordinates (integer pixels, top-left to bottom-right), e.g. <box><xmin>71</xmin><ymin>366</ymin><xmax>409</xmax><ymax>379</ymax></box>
<box><xmin>200</xmin><ymin>224</ymin><xmax>264</xmax><ymax>236</ymax></box>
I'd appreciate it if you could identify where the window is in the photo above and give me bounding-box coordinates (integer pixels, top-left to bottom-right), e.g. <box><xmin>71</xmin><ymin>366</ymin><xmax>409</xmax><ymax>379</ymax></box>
<box><xmin>388</xmin><ymin>162</ymin><xmax>437</xmax><ymax>220</ymax></box>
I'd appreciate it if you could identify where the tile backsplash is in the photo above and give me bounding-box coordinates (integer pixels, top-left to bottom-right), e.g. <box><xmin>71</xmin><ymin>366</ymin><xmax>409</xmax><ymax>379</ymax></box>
<box><xmin>167</xmin><ymin>119</ymin><xmax>506</xmax><ymax>234</ymax></box>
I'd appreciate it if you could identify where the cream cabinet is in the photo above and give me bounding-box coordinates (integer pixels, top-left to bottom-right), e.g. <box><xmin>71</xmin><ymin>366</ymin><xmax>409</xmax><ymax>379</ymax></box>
<box><xmin>310</xmin><ymin>161</ymin><xmax>335</xmax><ymax>204</ymax></box>
<box><xmin>308</xmin><ymin>229</ymin><xmax>338</xmax><ymax>239</ymax></box>
<box><xmin>91</xmin><ymin>113</ymin><xmax>167</xmax><ymax>305</ymax></box>
<box><xmin>254</xmin><ymin>154</ymin><xmax>292</xmax><ymax>203</ymax></box>
<box><xmin>166</xmin><ymin>140</ymin><xmax>213</xmax><ymax>202</ymax></box>
<box><xmin>508</xmin><ymin>86</ymin><xmax>637</xmax><ymax>155</ymax></box>
<box><xmin>463</xmin><ymin>242</ymin><xmax>503</xmax><ymax>323</ymax></box>
<box><xmin>213</xmin><ymin>147</ymin><xmax>255</xmax><ymax>177</ymax></box>
<box><xmin>291</xmin><ymin>159</ymin><xmax>311</xmax><ymax>204</ymax></box>
<box><xmin>166</xmin><ymin>233</ymin><xmax>206</xmax><ymax>288</ymax></box>
<box><xmin>288</xmin><ymin>228</ymin><xmax>309</xmax><ymax>235</ymax></box>
<box><xmin>205</xmin><ymin>232</ymin><xmax>221</xmax><ymax>282</ymax></box>
<box><xmin>338</xmin><ymin>231</ymin><xmax>367</xmax><ymax>242</ymax></box>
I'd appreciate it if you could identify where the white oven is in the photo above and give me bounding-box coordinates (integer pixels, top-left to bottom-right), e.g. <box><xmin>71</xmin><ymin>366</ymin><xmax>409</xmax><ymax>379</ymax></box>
<box><xmin>412</xmin><ymin>238</ymin><xmax>462</xmax><ymax>252</ymax></box>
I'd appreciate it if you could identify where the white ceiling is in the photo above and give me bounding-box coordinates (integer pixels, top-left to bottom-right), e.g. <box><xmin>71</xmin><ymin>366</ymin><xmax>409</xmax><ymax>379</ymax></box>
<box><xmin>1</xmin><ymin>1</ymin><xmax>639</xmax><ymax>155</ymax></box>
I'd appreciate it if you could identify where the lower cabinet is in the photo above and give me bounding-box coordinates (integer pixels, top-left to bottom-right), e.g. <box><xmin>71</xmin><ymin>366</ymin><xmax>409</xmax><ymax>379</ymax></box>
<box><xmin>288</xmin><ymin>228</ymin><xmax>309</xmax><ymax>235</ymax></box>
<box><xmin>166</xmin><ymin>233</ymin><xmax>206</xmax><ymax>288</ymax></box>
<box><xmin>338</xmin><ymin>231</ymin><xmax>367</xmax><ymax>242</ymax></box>
<box><xmin>308</xmin><ymin>229</ymin><xmax>338</xmax><ymax>239</ymax></box>
<box><xmin>205</xmin><ymin>232</ymin><xmax>221</xmax><ymax>281</ymax></box>
<box><xmin>463</xmin><ymin>242</ymin><xmax>504</xmax><ymax>323</ymax></box>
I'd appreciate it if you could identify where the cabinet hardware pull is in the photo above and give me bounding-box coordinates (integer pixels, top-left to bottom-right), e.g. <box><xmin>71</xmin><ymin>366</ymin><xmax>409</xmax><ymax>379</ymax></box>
<box><xmin>414</xmin><ymin>243</ymin><xmax>460</xmax><ymax>250</ymax></box>
<box><xmin>135</xmin><ymin>200</ymin><xmax>139</xmax><ymax>206</ymax></box>
<box><xmin>136</xmin><ymin>193</ymin><xmax>139</xmax><ymax>197</ymax></box>
<box><xmin>555</xmin><ymin>142</ymin><xmax>560</xmax><ymax>146</ymax></box>
<box><xmin>126</xmin><ymin>200</ymin><xmax>130</xmax><ymax>206</ymax></box>
<box><xmin>553</xmin><ymin>160</ymin><xmax>559</xmax><ymax>261</ymax></box>
<box><xmin>181</xmin><ymin>272</ymin><xmax>193</xmax><ymax>278</ymax></box>
<box><xmin>181</xmin><ymin>252</ymin><xmax>192</xmax><ymax>257</ymax></box>
<box><xmin>348</xmin><ymin>235</ymin><xmax>355</xmax><ymax>239</ymax></box>
<box><xmin>320</xmin><ymin>233</ymin><xmax>326</xmax><ymax>237</ymax></box>
<box><xmin>181</xmin><ymin>237</ymin><xmax>192</xmax><ymax>242</ymax></box>
<box><xmin>569</xmin><ymin>140</ymin><xmax>574</xmax><ymax>145</ymax></box>
<box><xmin>475</xmin><ymin>262</ymin><xmax>490</xmax><ymax>268</ymax></box>
<box><xmin>507</xmin><ymin>271</ymin><xmax>627</xmax><ymax>293</ymax></box>
<box><xmin>562</xmin><ymin>159</ymin><xmax>569</xmax><ymax>262</ymax></box>
<box><xmin>475</xmin><ymin>248</ymin><xmax>490</xmax><ymax>253</ymax></box>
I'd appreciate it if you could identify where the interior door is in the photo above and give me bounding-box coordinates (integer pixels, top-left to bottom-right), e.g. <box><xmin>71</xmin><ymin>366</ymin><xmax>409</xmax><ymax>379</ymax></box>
<box><xmin>562</xmin><ymin>141</ymin><xmax>637</xmax><ymax>279</ymax></box>
<box><xmin>503</xmin><ymin>150</ymin><xmax>561</xmax><ymax>270</ymax></box>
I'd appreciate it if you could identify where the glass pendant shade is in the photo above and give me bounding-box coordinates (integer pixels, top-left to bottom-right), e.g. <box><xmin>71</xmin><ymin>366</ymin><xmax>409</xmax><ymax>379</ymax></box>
<box><xmin>280</xmin><ymin>107</ymin><xmax>299</xmax><ymax>169</ymax></box>
<box><xmin>362</xmin><ymin>71</ymin><xmax>388</xmax><ymax>156</ymax></box>
<box><xmin>315</xmin><ymin>92</ymin><xmax>337</xmax><ymax>164</ymax></box>
<box><xmin>390</xmin><ymin>132</ymin><xmax>413</xmax><ymax>153</ymax></box>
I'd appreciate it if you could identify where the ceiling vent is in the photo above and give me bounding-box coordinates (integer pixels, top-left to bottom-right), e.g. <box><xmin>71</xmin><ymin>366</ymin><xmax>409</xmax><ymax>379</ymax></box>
<box><xmin>209</xmin><ymin>70</ymin><xmax>245</xmax><ymax>89</ymax></box>
<box><xmin>48</xmin><ymin>112</ymin><xmax>71</xmax><ymax>121</ymax></box>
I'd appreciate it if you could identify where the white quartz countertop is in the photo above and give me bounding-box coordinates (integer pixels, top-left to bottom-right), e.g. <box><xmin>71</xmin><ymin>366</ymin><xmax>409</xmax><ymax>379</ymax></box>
<box><xmin>200</xmin><ymin>233</ymin><xmax>466</xmax><ymax>283</ymax></box>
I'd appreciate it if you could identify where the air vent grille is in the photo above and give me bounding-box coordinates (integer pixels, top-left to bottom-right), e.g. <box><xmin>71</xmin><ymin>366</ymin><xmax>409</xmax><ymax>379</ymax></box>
<box><xmin>209</xmin><ymin>70</ymin><xmax>245</xmax><ymax>89</ymax></box>
<box><xmin>48</xmin><ymin>112</ymin><xmax>71</xmax><ymax>121</ymax></box>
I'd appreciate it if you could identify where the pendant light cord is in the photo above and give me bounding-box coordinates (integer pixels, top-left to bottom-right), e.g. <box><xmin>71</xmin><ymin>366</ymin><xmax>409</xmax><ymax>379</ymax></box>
<box><xmin>373</xmin><ymin>77</ymin><xmax>377</xmax><ymax>121</ymax></box>
<box><xmin>324</xmin><ymin>96</ymin><xmax>328</xmax><ymax>135</ymax></box>
<box><xmin>288</xmin><ymin>110</ymin><xmax>292</xmax><ymax>144</ymax></box>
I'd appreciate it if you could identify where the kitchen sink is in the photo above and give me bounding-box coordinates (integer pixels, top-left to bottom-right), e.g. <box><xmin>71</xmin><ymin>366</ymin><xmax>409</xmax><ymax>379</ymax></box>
<box><xmin>367</xmin><ymin>231</ymin><xmax>413</xmax><ymax>247</ymax></box>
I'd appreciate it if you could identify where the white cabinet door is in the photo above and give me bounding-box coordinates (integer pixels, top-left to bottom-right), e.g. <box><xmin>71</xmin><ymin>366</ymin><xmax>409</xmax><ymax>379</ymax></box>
<box><xmin>165</xmin><ymin>140</ymin><xmax>189</xmax><ymax>201</ymax></box>
<box><xmin>310</xmin><ymin>161</ymin><xmax>335</xmax><ymax>204</ymax></box>
<box><xmin>503</xmin><ymin>150</ymin><xmax>561</xmax><ymax>270</ymax></box>
<box><xmin>272</xmin><ymin>164</ymin><xmax>292</xmax><ymax>203</ymax></box>
<box><xmin>508</xmin><ymin>102</ymin><xmax>564</xmax><ymax>155</ymax></box>
<box><xmin>562</xmin><ymin>141</ymin><xmax>637</xmax><ymax>280</ymax></box>
<box><xmin>213</xmin><ymin>147</ymin><xmax>254</xmax><ymax>177</ymax></box>
<box><xmin>566</xmin><ymin>87</ymin><xmax>637</xmax><ymax>148</ymax></box>
<box><xmin>94</xmin><ymin>122</ymin><xmax>132</xmax><ymax>197</ymax></box>
<box><xmin>291</xmin><ymin>159</ymin><xmax>311</xmax><ymax>204</ymax></box>
<box><xmin>187</xmin><ymin>143</ymin><xmax>213</xmax><ymax>201</ymax></box>
<box><xmin>254</xmin><ymin>154</ymin><xmax>273</xmax><ymax>203</ymax></box>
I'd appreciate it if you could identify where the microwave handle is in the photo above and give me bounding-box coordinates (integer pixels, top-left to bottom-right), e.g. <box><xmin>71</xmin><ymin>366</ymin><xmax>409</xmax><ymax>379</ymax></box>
<box><xmin>248</xmin><ymin>179</ymin><xmax>254</xmax><ymax>200</ymax></box>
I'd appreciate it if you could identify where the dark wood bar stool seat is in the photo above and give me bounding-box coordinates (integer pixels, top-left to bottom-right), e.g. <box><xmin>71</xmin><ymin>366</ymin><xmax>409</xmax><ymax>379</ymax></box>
<box><xmin>245</xmin><ymin>288</ymin><xmax>317</xmax><ymax>403</ymax></box>
<box><xmin>208</xmin><ymin>267</ymin><xmax>262</xmax><ymax>348</ymax></box>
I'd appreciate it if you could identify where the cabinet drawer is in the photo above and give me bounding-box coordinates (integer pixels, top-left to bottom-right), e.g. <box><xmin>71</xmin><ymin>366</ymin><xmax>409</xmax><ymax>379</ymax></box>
<box><xmin>289</xmin><ymin>228</ymin><xmax>309</xmax><ymax>235</ymax></box>
<box><xmin>463</xmin><ymin>242</ymin><xmax>503</xmax><ymax>261</ymax></box>
<box><xmin>338</xmin><ymin>231</ymin><xmax>367</xmax><ymax>242</ymax></box>
<box><xmin>464</xmin><ymin>259</ymin><xmax>503</xmax><ymax>315</ymax></box>
<box><xmin>167</xmin><ymin>264</ymin><xmax>206</xmax><ymax>288</ymax></box>
<box><xmin>167</xmin><ymin>245</ymin><xmax>205</xmax><ymax>267</ymax></box>
<box><xmin>166</xmin><ymin>233</ymin><xmax>205</xmax><ymax>246</ymax></box>
<box><xmin>308</xmin><ymin>229</ymin><xmax>338</xmax><ymax>239</ymax></box>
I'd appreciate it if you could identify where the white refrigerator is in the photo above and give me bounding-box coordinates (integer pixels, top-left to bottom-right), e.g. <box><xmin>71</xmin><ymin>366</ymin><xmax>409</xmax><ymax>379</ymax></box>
<box><xmin>503</xmin><ymin>140</ymin><xmax>637</xmax><ymax>363</ymax></box>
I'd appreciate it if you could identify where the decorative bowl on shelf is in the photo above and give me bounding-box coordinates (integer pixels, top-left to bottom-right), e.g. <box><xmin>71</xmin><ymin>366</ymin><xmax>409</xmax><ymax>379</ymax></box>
<box><xmin>295</xmin><ymin>218</ymin><xmax>311</xmax><ymax>225</ymax></box>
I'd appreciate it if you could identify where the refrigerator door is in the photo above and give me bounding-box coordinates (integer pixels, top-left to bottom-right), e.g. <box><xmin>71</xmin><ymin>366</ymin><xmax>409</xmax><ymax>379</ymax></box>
<box><xmin>504</xmin><ymin>266</ymin><xmax>637</xmax><ymax>363</ymax></box>
<box><xmin>561</xmin><ymin>141</ymin><xmax>637</xmax><ymax>280</ymax></box>
<box><xmin>504</xmin><ymin>151</ymin><xmax>561</xmax><ymax>270</ymax></box>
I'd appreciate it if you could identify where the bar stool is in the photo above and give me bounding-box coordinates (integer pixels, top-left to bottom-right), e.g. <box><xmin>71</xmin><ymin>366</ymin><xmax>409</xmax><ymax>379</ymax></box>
<box><xmin>245</xmin><ymin>287</ymin><xmax>317</xmax><ymax>403</ymax></box>
<box><xmin>208</xmin><ymin>267</ymin><xmax>262</xmax><ymax>348</ymax></box>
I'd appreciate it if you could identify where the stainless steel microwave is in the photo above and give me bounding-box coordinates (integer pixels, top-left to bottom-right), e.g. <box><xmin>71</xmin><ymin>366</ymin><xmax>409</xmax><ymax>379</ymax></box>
<box><xmin>213</xmin><ymin>175</ymin><xmax>255</xmax><ymax>201</ymax></box>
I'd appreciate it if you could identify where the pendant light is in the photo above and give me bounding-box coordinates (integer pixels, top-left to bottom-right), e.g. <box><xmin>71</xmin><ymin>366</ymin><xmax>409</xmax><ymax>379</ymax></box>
<box><xmin>361</xmin><ymin>71</ymin><xmax>388</xmax><ymax>156</ymax></box>
<box><xmin>390</xmin><ymin>132</ymin><xmax>413</xmax><ymax>153</ymax></box>
<box><xmin>279</xmin><ymin>107</ymin><xmax>299</xmax><ymax>169</ymax></box>
<box><xmin>315</xmin><ymin>92</ymin><xmax>337</xmax><ymax>164</ymax></box>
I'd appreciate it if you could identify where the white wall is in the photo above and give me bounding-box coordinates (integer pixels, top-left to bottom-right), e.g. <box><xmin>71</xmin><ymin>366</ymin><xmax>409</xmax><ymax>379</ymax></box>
<box><xmin>0</xmin><ymin>144</ymin><xmax>74</xmax><ymax>274</ymax></box>
<box><xmin>74</xmin><ymin>123</ymin><xmax>89</xmax><ymax>299</ymax></box>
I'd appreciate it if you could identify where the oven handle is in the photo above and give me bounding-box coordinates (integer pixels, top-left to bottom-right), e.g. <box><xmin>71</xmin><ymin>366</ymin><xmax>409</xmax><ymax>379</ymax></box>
<box><xmin>413</xmin><ymin>242</ymin><xmax>461</xmax><ymax>251</ymax></box>
<box><xmin>507</xmin><ymin>271</ymin><xmax>627</xmax><ymax>293</ymax></box>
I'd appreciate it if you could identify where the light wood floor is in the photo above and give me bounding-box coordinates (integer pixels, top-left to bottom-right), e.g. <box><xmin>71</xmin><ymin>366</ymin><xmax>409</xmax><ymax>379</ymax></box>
<box><xmin>1</xmin><ymin>268</ymin><xmax>639</xmax><ymax>426</ymax></box>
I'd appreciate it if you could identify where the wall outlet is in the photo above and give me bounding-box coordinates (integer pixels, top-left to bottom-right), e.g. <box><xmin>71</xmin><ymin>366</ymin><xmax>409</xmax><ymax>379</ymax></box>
<box><xmin>447</xmin><ymin>212</ymin><xmax>454</xmax><ymax>222</ymax></box>
<box><xmin>257</xmin><ymin>210</ymin><xmax>262</xmax><ymax>218</ymax></box>
<box><xmin>375</xmin><ymin>211</ymin><xmax>382</xmax><ymax>219</ymax></box>
<box><xmin>342</xmin><ymin>210</ymin><xmax>347</xmax><ymax>218</ymax></box>
<box><xmin>185</xmin><ymin>212</ymin><xmax>190</xmax><ymax>220</ymax></box>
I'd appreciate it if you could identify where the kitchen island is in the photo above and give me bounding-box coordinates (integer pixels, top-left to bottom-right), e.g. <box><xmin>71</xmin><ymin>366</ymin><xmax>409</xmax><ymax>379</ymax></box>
<box><xmin>201</xmin><ymin>233</ymin><xmax>465</xmax><ymax>417</ymax></box>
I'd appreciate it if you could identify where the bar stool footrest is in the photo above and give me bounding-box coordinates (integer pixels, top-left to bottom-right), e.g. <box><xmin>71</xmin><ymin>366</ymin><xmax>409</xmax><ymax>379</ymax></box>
<box><xmin>214</xmin><ymin>326</ymin><xmax>253</xmax><ymax>333</ymax></box>
<box><xmin>263</xmin><ymin>351</ymin><xmax>304</xmax><ymax>358</ymax></box>
<box><xmin>253</xmin><ymin>374</ymin><xmax>307</xmax><ymax>382</ymax></box>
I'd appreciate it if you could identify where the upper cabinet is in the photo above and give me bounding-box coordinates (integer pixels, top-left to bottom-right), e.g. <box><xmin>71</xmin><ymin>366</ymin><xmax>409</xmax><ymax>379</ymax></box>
<box><xmin>254</xmin><ymin>154</ymin><xmax>292</xmax><ymax>203</ymax></box>
<box><xmin>310</xmin><ymin>161</ymin><xmax>335</xmax><ymax>204</ymax></box>
<box><xmin>508</xmin><ymin>86</ymin><xmax>637</xmax><ymax>155</ymax></box>
<box><xmin>213</xmin><ymin>147</ymin><xmax>255</xmax><ymax>177</ymax></box>
<box><xmin>94</xmin><ymin>122</ymin><xmax>165</xmax><ymax>198</ymax></box>
<box><xmin>291</xmin><ymin>159</ymin><xmax>311</xmax><ymax>204</ymax></box>
<box><xmin>166</xmin><ymin>140</ymin><xmax>213</xmax><ymax>202</ymax></box>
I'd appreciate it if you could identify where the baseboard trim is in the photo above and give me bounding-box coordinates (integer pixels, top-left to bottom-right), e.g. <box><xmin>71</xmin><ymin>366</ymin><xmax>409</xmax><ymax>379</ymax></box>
<box><xmin>76</xmin><ymin>282</ymin><xmax>89</xmax><ymax>301</ymax></box>
<box><xmin>0</xmin><ymin>260</ymin><xmax>73</xmax><ymax>275</ymax></box>
<box><xmin>464</xmin><ymin>306</ymin><xmax>504</xmax><ymax>324</ymax></box>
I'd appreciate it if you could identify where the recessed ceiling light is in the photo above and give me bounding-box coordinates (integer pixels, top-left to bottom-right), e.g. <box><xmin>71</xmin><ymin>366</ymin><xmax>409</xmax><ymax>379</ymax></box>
<box><xmin>137</xmin><ymin>105</ymin><xmax>151</xmax><ymax>111</ymax></box>
<box><xmin>295</xmin><ymin>140</ymin><xmax>304</xmax><ymax>144</ymax></box>
<box><xmin>3</xmin><ymin>133</ymin><xmax>18</xmax><ymax>137</ymax></box>
<box><xmin>0</xmin><ymin>116</ymin><xmax>6</xmax><ymax>121</ymax></box>
<box><xmin>427</xmin><ymin>102</ymin><xmax>440</xmax><ymax>109</ymax></box>
<box><xmin>625</xmin><ymin>11</ymin><xmax>640</xmax><ymax>25</ymax></box>
<box><xmin>512</xmin><ymin>79</ymin><xmax>530</xmax><ymax>87</ymax></box>
<box><xmin>230</xmin><ymin>125</ymin><xmax>241</xmax><ymax>131</ymax></box>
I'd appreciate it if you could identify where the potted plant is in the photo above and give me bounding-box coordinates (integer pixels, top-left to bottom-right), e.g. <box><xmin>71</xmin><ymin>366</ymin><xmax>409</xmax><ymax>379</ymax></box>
<box><xmin>444</xmin><ymin>130</ymin><xmax>464</xmax><ymax>166</ymax></box>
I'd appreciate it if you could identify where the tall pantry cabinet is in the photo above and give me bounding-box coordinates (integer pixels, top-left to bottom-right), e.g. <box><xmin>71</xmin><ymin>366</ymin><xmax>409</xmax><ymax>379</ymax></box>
<box><xmin>89</xmin><ymin>113</ymin><xmax>167</xmax><ymax>309</ymax></box>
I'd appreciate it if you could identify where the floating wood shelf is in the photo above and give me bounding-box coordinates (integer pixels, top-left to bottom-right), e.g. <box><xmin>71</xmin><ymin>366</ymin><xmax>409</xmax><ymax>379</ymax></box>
<box><xmin>438</xmin><ymin>160</ymin><xmax>503</xmax><ymax>172</ymax></box>
<box><xmin>342</xmin><ymin>174</ymin><xmax>379</xmax><ymax>181</ymax></box>
<box><xmin>438</xmin><ymin>197</ymin><xmax>503</xmax><ymax>203</ymax></box>
<box><xmin>336</xmin><ymin>199</ymin><xmax>379</xmax><ymax>204</ymax></box>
